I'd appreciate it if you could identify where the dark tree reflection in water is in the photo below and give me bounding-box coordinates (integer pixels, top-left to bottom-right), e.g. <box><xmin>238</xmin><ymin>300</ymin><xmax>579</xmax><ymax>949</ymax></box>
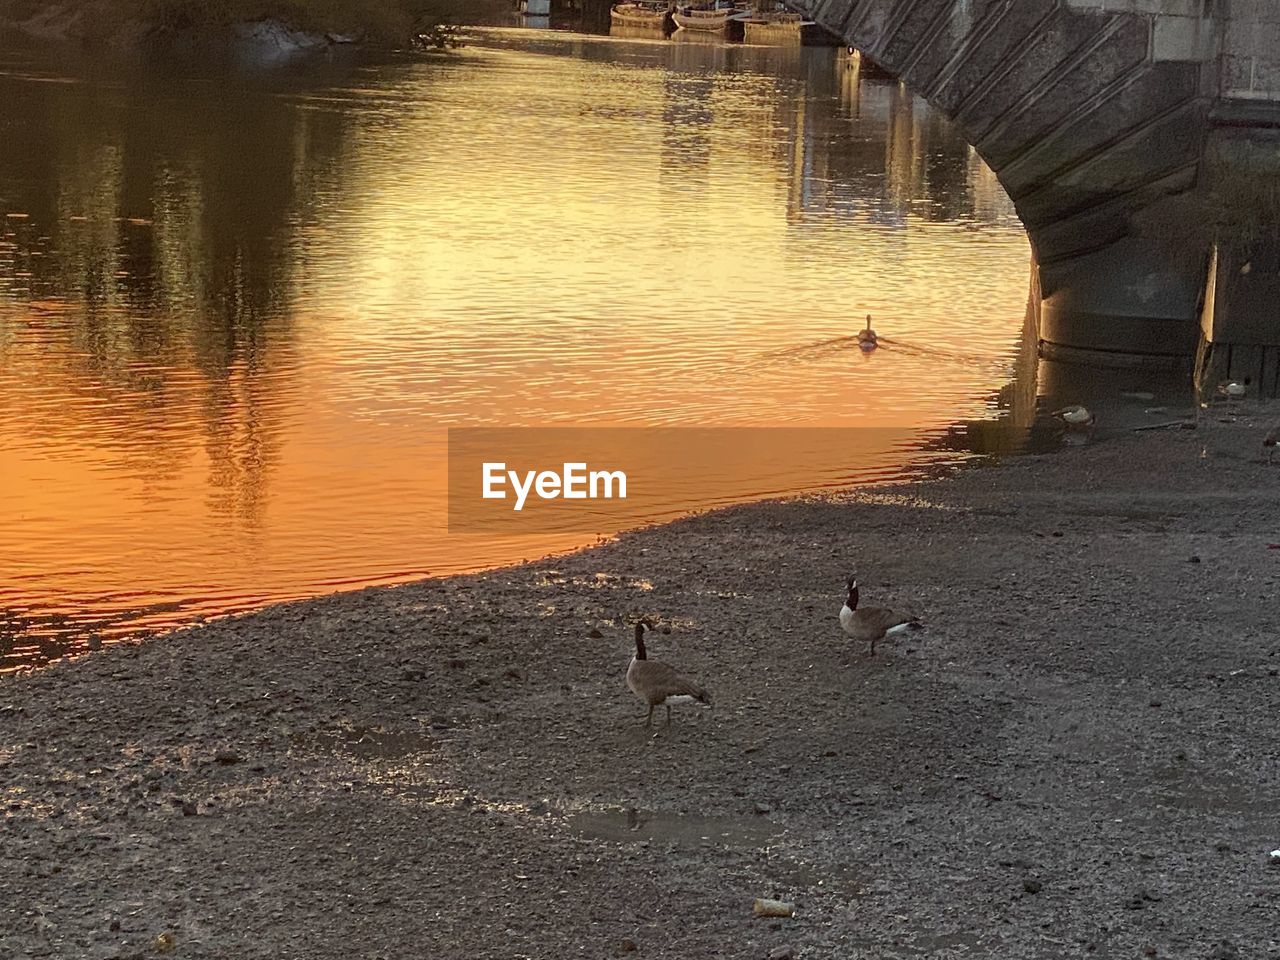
<box><xmin>2</xmin><ymin>73</ymin><xmax>353</xmax><ymax>518</ymax></box>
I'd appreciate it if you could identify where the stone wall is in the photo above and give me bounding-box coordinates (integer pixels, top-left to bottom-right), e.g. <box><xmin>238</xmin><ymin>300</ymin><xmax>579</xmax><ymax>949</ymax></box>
<box><xmin>1065</xmin><ymin>0</ymin><xmax>1216</xmax><ymax>63</ymax></box>
<box><xmin>1221</xmin><ymin>0</ymin><xmax>1280</xmax><ymax>100</ymax></box>
<box><xmin>1065</xmin><ymin>0</ymin><xmax>1280</xmax><ymax>99</ymax></box>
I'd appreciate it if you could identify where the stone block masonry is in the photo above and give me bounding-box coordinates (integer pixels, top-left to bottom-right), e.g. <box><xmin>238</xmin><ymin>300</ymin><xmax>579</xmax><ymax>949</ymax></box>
<box><xmin>1222</xmin><ymin>4</ymin><xmax>1280</xmax><ymax>100</ymax></box>
<box><xmin>1042</xmin><ymin>0</ymin><xmax>1280</xmax><ymax>98</ymax></box>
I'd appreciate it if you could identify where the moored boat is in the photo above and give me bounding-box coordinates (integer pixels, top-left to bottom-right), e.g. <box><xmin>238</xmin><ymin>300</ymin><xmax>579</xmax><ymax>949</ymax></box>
<box><xmin>672</xmin><ymin>4</ymin><xmax>742</xmax><ymax>33</ymax></box>
<box><xmin>610</xmin><ymin>2</ymin><xmax>675</xmax><ymax>31</ymax></box>
<box><xmin>741</xmin><ymin>10</ymin><xmax>841</xmax><ymax>45</ymax></box>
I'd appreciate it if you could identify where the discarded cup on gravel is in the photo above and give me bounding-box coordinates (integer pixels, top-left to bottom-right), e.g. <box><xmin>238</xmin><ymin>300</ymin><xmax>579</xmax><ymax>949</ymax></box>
<box><xmin>753</xmin><ymin>898</ymin><xmax>795</xmax><ymax>918</ymax></box>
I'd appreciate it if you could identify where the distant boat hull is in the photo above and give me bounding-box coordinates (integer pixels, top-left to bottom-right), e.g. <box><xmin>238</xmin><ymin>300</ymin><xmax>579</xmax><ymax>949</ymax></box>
<box><xmin>672</xmin><ymin>6</ymin><xmax>741</xmax><ymax>34</ymax></box>
<box><xmin>741</xmin><ymin>14</ymin><xmax>841</xmax><ymax>46</ymax></box>
<box><xmin>610</xmin><ymin>3</ymin><xmax>675</xmax><ymax>31</ymax></box>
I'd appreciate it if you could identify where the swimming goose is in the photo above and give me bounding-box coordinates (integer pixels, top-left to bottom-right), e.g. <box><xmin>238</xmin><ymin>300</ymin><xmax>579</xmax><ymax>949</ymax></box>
<box><xmin>626</xmin><ymin>621</ymin><xmax>710</xmax><ymax>726</ymax></box>
<box><xmin>857</xmin><ymin>314</ymin><xmax>877</xmax><ymax>351</ymax></box>
<box><xmin>839</xmin><ymin>575</ymin><xmax>920</xmax><ymax>655</ymax></box>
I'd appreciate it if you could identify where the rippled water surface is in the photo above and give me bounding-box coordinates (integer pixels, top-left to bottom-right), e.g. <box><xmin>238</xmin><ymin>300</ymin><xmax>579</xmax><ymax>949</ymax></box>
<box><xmin>0</xmin><ymin>29</ymin><xmax>1036</xmax><ymax>670</ymax></box>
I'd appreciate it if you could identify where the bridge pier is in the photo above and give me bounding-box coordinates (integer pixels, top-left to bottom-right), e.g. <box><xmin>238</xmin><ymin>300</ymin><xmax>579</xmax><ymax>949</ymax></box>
<box><xmin>1037</xmin><ymin>235</ymin><xmax>1203</xmax><ymax>365</ymax></box>
<box><xmin>1198</xmin><ymin>240</ymin><xmax>1280</xmax><ymax>395</ymax></box>
<box><xmin>801</xmin><ymin>0</ymin><xmax>1280</xmax><ymax>381</ymax></box>
<box><xmin>1195</xmin><ymin>118</ymin><xmax>1280</xmax><ymax>394</ymax></box>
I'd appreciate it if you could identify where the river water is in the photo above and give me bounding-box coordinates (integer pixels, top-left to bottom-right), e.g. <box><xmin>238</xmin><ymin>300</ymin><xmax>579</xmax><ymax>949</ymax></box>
<box><xmin>0</xmin><ymin>27</ymin><xmax>1037</xmax><ymax>671</ymax></box>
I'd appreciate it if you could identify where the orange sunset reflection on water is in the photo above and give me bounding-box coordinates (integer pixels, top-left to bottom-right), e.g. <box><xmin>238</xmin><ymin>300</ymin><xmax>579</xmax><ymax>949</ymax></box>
<box><xmin>0</xmin><ymin>29</ymin><xmax>1033</xmax><ymax>671</ymax></box>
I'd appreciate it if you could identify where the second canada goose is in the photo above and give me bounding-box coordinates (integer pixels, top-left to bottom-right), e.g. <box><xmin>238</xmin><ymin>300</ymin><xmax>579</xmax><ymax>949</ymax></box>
<box><xmin>1221</xmin><ymin>380</ymin><xmax>1246</xmax><ymax>399</ymax></box>
<box><xmin>857</xmin><ymin>314</ymin><xmax>878</xmax><ymax>351</ymax></box>
<box><xmin>839</xmin><ymin>575</ymin><xmax>921</xmax><ymax>655</ymax></box>
<box><xmin>1264</xmin><ymin>424</ymin><xmax>1278</xmax><ymax>463</ymax></box>
<box><xmin>626</xmin><ymin>621</ymin><xmax>711</xmax><ymax>726</ymax></box>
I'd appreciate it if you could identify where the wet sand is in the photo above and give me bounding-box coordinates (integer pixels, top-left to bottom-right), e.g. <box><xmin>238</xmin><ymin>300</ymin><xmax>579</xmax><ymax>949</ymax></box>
<box><xmin>2</xmin><ymin>414</ymin><xmax>1279</xmax><ymax>959</ymax></box>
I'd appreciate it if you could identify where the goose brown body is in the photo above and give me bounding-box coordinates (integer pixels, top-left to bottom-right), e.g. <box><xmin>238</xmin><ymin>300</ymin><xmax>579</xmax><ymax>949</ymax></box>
<box><xmin>626</xmin><ymin>622</ymin><xmax>710</xmax><ymax>726</ymax></box>
<box><xmin>839</xmin><ymin>576</ymin><xmax>920</xmax><ymax>655</ymax></box>
<box><xmin>857</xmin><ymin>314</ymin><xmax>877</xmax><ymax>351</ymax></box>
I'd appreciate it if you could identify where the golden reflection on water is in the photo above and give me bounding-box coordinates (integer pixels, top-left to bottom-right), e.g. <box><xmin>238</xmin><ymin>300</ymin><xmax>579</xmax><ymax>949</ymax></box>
<box><xmin>0</xmin><ymin>30</ymin><xmax>1032</xmax><ymax>670</ymax></box>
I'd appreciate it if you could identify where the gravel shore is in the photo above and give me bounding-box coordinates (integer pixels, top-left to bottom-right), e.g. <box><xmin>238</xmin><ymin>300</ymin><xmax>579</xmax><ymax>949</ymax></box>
<box><xmin>3</xmin><ymin>416</ymin><xmax>1279</xmax><ymax>959</ymax></box>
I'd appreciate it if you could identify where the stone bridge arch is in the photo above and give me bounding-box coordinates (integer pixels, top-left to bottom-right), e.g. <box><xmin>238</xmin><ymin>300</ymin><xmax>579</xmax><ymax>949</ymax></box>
<box><xmin>793</xmin><ymin>0</ymin><xmax>1275</xmax><ymax>366</ymax></box>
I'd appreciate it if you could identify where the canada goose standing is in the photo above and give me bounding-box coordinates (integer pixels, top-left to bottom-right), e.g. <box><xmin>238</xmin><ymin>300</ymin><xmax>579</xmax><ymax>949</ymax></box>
<box><xmin>626</xmin><ymin>621</ymin><xmax>711</xmax><ymax>726</ymax></box>
<box><xmin>1264</xmin><ymin>424</ymin><xmax>1278</xmax><ymax>463</ymax></box>
<box><xmin>839</xmin><ymin>575</ymin><xmax>920</xmax><ymax>656</ymax></box>
<box><xmin>857</xmin><ymin>314</ymin><xmax>878</xmax><ymax>351</ymax></box>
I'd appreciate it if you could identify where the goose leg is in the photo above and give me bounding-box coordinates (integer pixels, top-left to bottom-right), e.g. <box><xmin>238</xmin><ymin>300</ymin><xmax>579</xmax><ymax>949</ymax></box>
<box><xmin>870</xmin><ymin>636</ymin><xmax>878</xmax><ymax>656</ymax></box>
<box><xmin>645</xmin><ymin>704</ymin><xmax>654</xmax><ymax>727</ymax></box>
<box><xmin>665</xmin><ymin>704</ymin><xmax>672</xmax><ymax>726</ymax></box>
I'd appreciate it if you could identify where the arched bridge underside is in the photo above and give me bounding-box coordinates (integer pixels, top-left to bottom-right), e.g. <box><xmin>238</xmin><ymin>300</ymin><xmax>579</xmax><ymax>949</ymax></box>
<box><xmin>795</xmin><ymin>0</ymin><xmax>1280</xmax><ymax>367</ymax></box>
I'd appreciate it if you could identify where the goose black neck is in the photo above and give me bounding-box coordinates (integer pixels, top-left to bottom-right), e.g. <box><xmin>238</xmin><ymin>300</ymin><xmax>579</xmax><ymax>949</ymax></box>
<box><xmin>847</xmin><ymin>583</ymin><xmax>859</xmax><ymax>610</ymax></box>
<box><xmin>634</xmin><ymin>622</ymin><xmax>647</xmax><ymax>660</ymax></box>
